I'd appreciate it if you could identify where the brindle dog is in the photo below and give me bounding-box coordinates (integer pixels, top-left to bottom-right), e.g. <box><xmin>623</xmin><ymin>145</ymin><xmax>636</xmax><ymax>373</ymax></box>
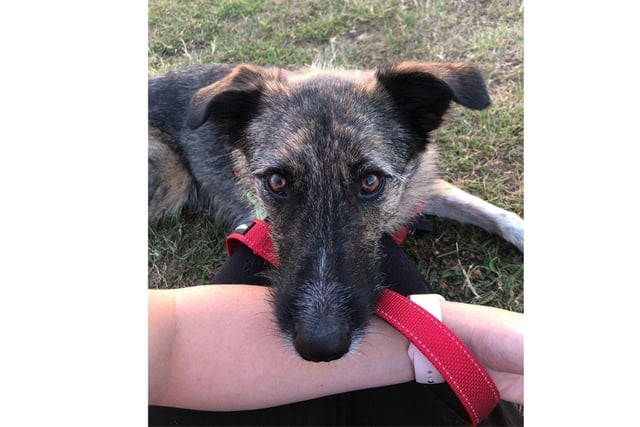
<box><xmin>148</xmin><ymin>62</ymin><xmax>524</xmax><ymax>362</ymax></box>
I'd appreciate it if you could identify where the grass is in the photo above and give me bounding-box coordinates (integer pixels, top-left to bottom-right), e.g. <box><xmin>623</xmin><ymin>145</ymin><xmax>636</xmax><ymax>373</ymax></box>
<box><xmin>148</xmin><ymin>0</ymin><xmax>524</xmax><ymax>313</ymax></box>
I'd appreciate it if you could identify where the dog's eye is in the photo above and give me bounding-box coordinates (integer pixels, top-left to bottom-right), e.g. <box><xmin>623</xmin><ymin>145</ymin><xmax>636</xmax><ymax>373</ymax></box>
<box><xmin>266</xmin><ymin>173</ymin><xmax>288</xmax><ymax>196</ymax></box>
<box><xmin>360</xmin><ymin>173</ymin><xmax>383</xmax><ymax>197</ymax></box>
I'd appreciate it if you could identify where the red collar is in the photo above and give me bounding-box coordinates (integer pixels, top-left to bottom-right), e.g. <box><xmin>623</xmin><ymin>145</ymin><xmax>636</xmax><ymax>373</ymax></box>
<box><xmin>226</xmin><ymin>219</ymin><xmax>279</xmax><ymax>266</ymax></box>
<box><xmin>226</xmin><ymin>219</ymin><xmax>410</xmax><ymax>266</ymax></box>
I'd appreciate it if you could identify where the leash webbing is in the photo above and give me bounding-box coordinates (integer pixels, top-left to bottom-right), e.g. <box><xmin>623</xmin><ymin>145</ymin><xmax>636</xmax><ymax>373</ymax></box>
<box><xmin>226</xmin><ymin>218</ymin><xmax>500</xmax><ymax>425</ymax></box>
<box><xmin>375</xmin><ymin>289</ymin><xmax>500</xmax><ymax>425</ymax></box>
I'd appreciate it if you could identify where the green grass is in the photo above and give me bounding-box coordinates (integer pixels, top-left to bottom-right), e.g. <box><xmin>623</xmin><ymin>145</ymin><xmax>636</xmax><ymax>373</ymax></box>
<box><xmin>148</xmin><ymin>0</ymin><xmax>523</xmax><ymax>313</ymax></box>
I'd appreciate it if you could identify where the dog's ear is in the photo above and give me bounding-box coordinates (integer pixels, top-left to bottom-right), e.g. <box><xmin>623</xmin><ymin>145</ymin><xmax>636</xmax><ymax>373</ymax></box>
<box><xmin>186</xmin><ymin>64</ymin><xmax>281</xmax><ymax>137</ymax></box>
<box><xmin>375</xmin><ymin>61</ymin><xmax>490</xmax><ymax>136</ymax></box>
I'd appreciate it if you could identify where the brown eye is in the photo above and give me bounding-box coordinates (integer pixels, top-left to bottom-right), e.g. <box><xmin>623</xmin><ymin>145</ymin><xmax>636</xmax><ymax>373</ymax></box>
<box><xmin>360</xmin><ymin>174</ymin><xmax>383</xmax><ymax>195</ymax></box>
<box><xmin>267</xmin><ymin>173</ymin><xmax>288</xmax><ymax>195</ymax></box>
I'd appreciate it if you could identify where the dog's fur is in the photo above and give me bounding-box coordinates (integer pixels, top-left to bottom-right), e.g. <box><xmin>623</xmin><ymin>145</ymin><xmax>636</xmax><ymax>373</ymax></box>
<box><xmin>148</xmin><ymin>62</ymin><xmax>524</xmax><ymax>362</ymax></box>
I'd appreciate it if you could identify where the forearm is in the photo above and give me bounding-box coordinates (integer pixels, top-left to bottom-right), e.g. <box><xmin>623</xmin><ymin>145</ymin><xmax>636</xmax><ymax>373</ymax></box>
<box><xmin>149</xmin><ymin>285</ymin><xmax>414</xmax><ymax>411</ymax></box>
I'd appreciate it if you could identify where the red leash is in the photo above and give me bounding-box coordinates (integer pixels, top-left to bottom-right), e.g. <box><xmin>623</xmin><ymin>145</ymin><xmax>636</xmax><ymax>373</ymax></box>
<box><xmin>227</xmin><ymin>219</ymin><xmax>500</xmax><ymax>425</ymax></box>
<box><xmin>375</xmin><ymin>289</ymin><xmax>500</xmax><ymax>425</ymax></box>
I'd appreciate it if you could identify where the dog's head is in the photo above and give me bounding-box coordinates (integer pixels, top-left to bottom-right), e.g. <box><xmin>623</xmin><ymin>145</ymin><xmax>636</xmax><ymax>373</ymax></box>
<box><xmin>187</xmin><ymin>62</ymin><xmax>490</xmax><ymax>362</ymax></box>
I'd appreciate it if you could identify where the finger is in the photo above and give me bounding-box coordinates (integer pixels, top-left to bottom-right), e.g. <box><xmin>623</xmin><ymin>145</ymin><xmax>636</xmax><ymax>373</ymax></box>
<box><xmin>486</xmin><ymin>369</ymin><xmax>523</xmax><ymax>405</ymax></box>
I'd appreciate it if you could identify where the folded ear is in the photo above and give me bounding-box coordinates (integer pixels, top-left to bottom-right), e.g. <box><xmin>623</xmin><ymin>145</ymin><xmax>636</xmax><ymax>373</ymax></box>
<box><xmin>186</xmin><ymin>64</ymin><xmax>281</xmax><ymax>139</ymax></box>
<box><xmin>375</xmin><ymin>61</ymin><xmax>490</xmax><ymax>136</ymax></box>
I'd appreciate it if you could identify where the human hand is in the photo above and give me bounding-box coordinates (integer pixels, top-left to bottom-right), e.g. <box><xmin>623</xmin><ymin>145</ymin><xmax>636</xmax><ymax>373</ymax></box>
<box><xmin>441</xmin><ymin>301</ymin><xmax>523</xmax><ymax>404</ymax></box>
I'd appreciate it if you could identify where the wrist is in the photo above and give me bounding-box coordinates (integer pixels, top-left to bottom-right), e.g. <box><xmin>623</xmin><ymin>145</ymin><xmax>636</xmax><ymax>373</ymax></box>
<box><xmin>407</xmin><ymin>293</ymin><xmax>445</xmax><ymax>384</ymax></box>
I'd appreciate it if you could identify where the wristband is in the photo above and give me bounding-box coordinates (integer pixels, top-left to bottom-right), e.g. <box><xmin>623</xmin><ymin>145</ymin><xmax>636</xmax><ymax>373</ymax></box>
<box><xmin>407</xmin><ymin>294</ymin><xmax>446</xmax><ymax>384</ymax></box>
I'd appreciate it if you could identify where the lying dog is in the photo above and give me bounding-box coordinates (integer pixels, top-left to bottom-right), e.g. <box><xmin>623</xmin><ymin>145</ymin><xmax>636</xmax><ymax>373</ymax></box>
<box><xmin>148</xmin><ymin>62</ymin><xmax>524</xmax><ymax>362</ymax></box>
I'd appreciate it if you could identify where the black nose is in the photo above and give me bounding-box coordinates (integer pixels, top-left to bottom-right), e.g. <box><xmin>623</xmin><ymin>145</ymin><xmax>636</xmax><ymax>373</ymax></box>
<box><xmin>294</xmin><ymin>324</ymin><xmax>351</xmax><ymax>362</ymax></box>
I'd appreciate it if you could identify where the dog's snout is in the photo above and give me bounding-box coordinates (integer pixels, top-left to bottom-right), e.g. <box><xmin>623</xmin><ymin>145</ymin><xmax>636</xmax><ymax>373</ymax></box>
<box><xmin>273</xmin><ymin>249</ymin><xmax>378</xmax><ymax>363</ymax></box>
<box><xmin>293</xmin><ymin>322</ymin><xmax>352</xmax><ymax>362</ymax></box>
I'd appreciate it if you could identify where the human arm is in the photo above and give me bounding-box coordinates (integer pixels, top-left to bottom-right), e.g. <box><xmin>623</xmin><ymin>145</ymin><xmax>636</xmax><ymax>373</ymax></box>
<box><xmin>149</xmin><ymin>284</ymin><xmax>524</xmax><ymax>411</ymax></box>
<box><xmin>148</xmin><ymin>284</ymin><xmax>414</xmax><ymax>411</ymax></box>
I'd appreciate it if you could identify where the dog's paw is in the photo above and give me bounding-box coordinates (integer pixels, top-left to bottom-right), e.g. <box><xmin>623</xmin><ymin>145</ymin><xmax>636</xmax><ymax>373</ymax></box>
<box><xmin>497</xmin><ymin>211</ymin><xmax>524</xmax><ymax>252</ymax></box>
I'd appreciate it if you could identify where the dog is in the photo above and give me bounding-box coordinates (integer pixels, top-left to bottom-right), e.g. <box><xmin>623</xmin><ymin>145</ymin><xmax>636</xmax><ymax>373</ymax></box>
<box><xmin>148</xmin><ymin>61</ymin><xmax>524</xmax><ymax>362</ymax></box>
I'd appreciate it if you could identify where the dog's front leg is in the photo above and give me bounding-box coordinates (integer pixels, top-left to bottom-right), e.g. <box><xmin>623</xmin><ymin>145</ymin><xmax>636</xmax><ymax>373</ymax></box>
<box><xmin>424</xmin><ymin>179</ymin><xmax>524</xmax><ymax>252</ymax></box>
